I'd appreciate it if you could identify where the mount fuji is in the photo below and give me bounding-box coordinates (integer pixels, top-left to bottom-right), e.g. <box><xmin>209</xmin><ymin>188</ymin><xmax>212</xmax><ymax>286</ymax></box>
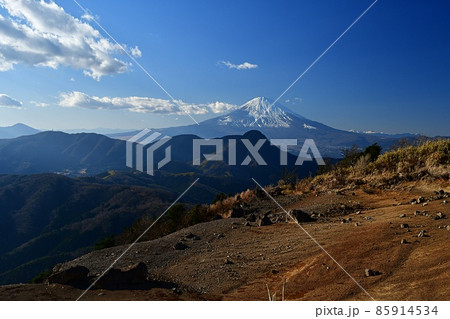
<box><xmin>114</xmin><ymin>97</ymin><xmax>399</xmax><ymax>157</ymax></box>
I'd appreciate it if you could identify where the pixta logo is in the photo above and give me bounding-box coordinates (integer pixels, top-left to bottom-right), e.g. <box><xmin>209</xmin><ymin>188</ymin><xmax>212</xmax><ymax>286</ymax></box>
<box><xmin>193</xmin><ymin>138</ymin><xmax>325</xmax><ymax>166</ymax></box>
<box><xmin>126</xmin><ymin>129</ymin><xmax>172</xmax><ymax>175</ymax></box>
<box><xmin>126</xmin><ymin>132</ymin><xmax>325</xmax><ymax>176</ymax></box>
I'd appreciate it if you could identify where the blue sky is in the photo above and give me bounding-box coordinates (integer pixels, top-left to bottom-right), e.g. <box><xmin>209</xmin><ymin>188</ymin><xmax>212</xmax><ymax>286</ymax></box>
<box><xmin>0</xmin><ymin>0</ymin><xmax>449</xmax><ymax>136</ymax></box>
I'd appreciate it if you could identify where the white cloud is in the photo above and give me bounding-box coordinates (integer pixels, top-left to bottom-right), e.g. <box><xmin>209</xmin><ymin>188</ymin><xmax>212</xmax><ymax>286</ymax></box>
<box><xmin>58</xmin><ymin>91</ymin><xmax>237</xmax><ymax>115</ymax></box>
<box><xmin>30</xmin><ymin>100</ymin><xmax>48</xmax><ymax>107</ymax></box>
<box><xmin>219</xmin><ymin>60</ymin><xmax>258</xmax><ymax>70</ymax></box>
<box><xmin>0</xmin><ymin>0</ymin><xmax>140</xmax><ymax>80</ymax></box>
<box><xmin>206</xmin><ymin>101</ymin><xmax>237</xmax><ymax>113</ymax></box>
<box><xmin>81</xmin><ymin>13</ymin><xmax>95</xmax><ymax>21</ymax></box>
<box><xmin>130</xmin><ymin>46</ymin><xmax>142</xmax><ymax>58</ymax></box>
<box><xmin>285</xmin><ymin>97</ymin><xmax>303</xmax><ymax>104</ymax></box>
<box><xmin>0</xmin><ymin>93</ymin><xmax>22</xmax><ymax>108</ymax></box>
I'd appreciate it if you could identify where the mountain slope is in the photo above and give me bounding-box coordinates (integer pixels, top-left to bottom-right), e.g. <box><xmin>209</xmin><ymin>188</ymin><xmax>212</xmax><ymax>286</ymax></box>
<box><xmin>0</xmin><ymin>123</ymin><xmax>40</xmax><ymax>139</ymax></box>
<box><xmin>0</xmin><ymin>174</ymin><xmax>178</xmax><ymax>284</ymax></box>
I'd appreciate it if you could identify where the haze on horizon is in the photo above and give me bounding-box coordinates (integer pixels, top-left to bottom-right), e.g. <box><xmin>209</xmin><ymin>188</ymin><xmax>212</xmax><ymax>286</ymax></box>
<box><xmin>0</xmin><ymin>0</ymin><xmax>449</xmax><ymax>136</ymax></box>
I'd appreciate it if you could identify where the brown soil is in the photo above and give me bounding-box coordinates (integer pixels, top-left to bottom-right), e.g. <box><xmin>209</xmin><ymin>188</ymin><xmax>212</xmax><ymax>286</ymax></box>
<box><xmin>1</xmin><ymin>181</ymin><xmax>449</xmax><ymax>301</ymax></box>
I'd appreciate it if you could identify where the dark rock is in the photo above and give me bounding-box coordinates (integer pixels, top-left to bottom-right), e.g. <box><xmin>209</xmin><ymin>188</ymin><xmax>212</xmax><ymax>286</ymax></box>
<box><xmin>230</xmin><ymin>206</ymin><xmax>244</xmax><ymax>218</ymax></box>
<box><xmin>400</xmin><ymin>224</ymin><xmax>409</xmax><ymax>229</ymax></box>
<box><xmin>401</xmin><ymin>239</ymin><xmax>408</xmax><ymax>244</ymax></box>
<box><xmin>399</xmin><ymin>214</ymin><xmax>406</xmax><ymax>218</ymax></box>
<box><xmin>289</xmin><ymin>210</ymin><xmax>316</xmax><ymax>223</ymax></box>
<box><xmin>174</xmin><ymin>242</ymin><xmax>189</xmax><ymax>250</ymax></box>
<box><xmin>258</xmin><ymin>215</ymin><xmax>272</xmax><ymax>226</ymax></box>
<box><xmin>95</xmin><ymin>262</ymin><xmax>148</xmax><ymax>288</ymax></box>
<box><xmin>212</xmin><ymin>215</ymin><xmax>223</xmax><ymax>220</ymax></box>
<box><xmin>48</xmin><ymin>266</ymin><xmax>89</xmax><ymax>285</ymax></box>
<box><xmin>246</xmin><ymin>213</ymin><xmax>257</xmax><ymax>222</ymax></box>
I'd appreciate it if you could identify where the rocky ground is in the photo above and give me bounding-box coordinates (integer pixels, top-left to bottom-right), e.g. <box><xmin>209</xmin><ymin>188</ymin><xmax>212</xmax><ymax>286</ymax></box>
<box><xmin>0</xmin><ymin>180</ymin><xmax>449</xmax><ymax>301</ymax></box>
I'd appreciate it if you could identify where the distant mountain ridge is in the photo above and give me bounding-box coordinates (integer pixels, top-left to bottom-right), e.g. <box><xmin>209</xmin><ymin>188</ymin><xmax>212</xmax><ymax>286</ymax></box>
<box><xmin>0</xmin><ymin>131</ymin><xmax>126</xmax><ymax>175</ymax></box>
<box><xmin>0</xmin><ymin>123</ymin><xmax>40</xmax><ymax>139</ymax></box>
<box><xmin>0</xmin><ymin>130</ymin><xmax>320</xmax><ymax>185</ymax></box>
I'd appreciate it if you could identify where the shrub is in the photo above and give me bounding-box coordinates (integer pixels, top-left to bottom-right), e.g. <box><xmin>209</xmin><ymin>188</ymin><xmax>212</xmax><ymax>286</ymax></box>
<box><xmin>30</xmin><ymin>270</ymin><xmax>52</xmax><ymax>284</ymax></box>
<box><xmin>211</xmin><ymin>192</ymin><xmax>231</xmax><ymax>205</ymax></box>
<box><xmin>94</xmin><ymin>235</ymin><xmax>115</xmax><ymax>251</ymax></box>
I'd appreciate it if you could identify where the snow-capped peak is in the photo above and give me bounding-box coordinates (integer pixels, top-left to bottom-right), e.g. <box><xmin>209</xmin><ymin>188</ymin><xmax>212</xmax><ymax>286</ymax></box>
<box><xmin>217</xmin><ymin>97</ymin><xmax>299</xmax><ymax>128</ymax></box>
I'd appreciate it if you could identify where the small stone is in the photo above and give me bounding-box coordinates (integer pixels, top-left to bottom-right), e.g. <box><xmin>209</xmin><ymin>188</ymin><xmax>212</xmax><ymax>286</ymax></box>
<box><xmin>355</xmin><ymin>222</ymin><xmax>360</xmax><ymax>227</ymax></box>
<box><xmin>422</xmin><ymin>203</ymin><xmax>428</xmax><ymax>207</ymax></box>
<box><xmin>224</xmin><ymin>258</ymin><xmax>234</xmax><ymax>265</ymax></box>
<box><xmin>365</xmin><ymin>216</ymin><xmax>372</xmax><ymax>220</ymax></box>
<box><xmin>365</xmin><ymin>269</ymin><xmax>381</xmax><ymax>277</ymax></box>
<box><xmin>418</xmin><ymin>230</ymin><xmax>427</xmax><ymax>238</ymax></box>
<box><xmin>401</xmin><ymin>239</ymin><xmax>408</xmax><ymax>244</ymax></box>
<box><xmin>400</xmin><ymin>224</ymin><xmax>409</xmax><ymax>229</ymax></box>
<box><xmin>356</xmin><ymin>211</ymin><xmax>362</xmax><ymax>215</ymax></box>
<box><xmin>414</xmin><ymin>211</ymin><xmax>421</xmax><ymax>216</ymax></box>
<box><xmin>435</xmin><ymin>212</ymin><xmax>445</xmax><ymax>220</ymax></box>
<box><xmin>185</xmin><ymin>233</ymin><xmax>200</xmax><ymax>240</ymax></box>
<box><xmin>399</xmin><ymin>214</ymin><xmax>406</xmax><ymax>218</ymax></box>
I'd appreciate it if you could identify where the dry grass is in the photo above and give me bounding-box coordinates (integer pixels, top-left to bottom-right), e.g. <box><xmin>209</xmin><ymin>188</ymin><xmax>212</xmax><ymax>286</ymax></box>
<box><xmin>207</xmin><ymin>188</ymin><xmax>256</xmax><ymax>217</ymax></box>
<box><xmin>297</xmin><ymin>138</ymin><xmax>450</xmax><ymax>192</ymax></box>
